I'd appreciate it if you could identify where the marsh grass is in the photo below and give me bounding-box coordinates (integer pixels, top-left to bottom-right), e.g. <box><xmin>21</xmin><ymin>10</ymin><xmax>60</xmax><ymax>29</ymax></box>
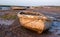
<box><xmin>0</xmin><ymin>14</ymin><xmax>16</xmax><ymax>20</ymax></box>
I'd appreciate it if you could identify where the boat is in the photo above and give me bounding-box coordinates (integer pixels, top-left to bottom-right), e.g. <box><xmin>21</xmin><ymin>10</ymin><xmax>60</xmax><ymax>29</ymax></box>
<box><xmin>17</xmin><ymin>11</ymin><xmax>52</xmax><ymax>34</ymax></box>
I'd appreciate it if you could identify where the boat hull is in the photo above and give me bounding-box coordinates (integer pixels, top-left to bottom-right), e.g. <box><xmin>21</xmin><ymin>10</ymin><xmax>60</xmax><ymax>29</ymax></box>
<box><xmin>17</xmin><ymin>11</ymin><xmax>52</xmax><ymax>33</ymax></box>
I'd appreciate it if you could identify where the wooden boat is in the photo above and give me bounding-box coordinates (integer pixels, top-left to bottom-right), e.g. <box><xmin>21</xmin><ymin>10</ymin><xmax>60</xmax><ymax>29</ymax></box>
<box><xmin>17</xmin><ymin>11</ymin><xmax>52</xmax><ymax>34</ymax></box>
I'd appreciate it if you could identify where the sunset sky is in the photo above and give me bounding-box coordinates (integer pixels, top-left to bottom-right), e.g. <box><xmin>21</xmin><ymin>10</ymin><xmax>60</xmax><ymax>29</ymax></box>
<box><xmin>0</xmin><ymin>0</ymin><xmax>60</xmax><ymax>6</ymax></box>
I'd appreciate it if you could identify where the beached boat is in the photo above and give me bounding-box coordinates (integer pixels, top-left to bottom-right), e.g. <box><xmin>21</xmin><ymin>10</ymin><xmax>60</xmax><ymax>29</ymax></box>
<box><xmin>17</xmin><ymin>11</ymin><xmax>52</xmax><ymax>33</ymax></box>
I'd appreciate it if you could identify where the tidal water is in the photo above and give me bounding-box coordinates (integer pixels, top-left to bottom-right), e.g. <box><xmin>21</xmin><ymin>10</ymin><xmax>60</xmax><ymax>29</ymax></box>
<box><xmin>0</xmin><ymin>19</ymin><xmax>14</xmax><ymax>25</ymax></box>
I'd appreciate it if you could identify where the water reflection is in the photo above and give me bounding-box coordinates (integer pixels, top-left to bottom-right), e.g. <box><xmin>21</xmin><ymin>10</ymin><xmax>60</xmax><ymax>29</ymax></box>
<box><xmin>0</xmin><ymin>18</ymin><xmax>14</xmax><ymax>25</ymax></box>
<box><xmin>49</xmin><ymin>21</ymin><xmax>60</xmax><ymax>35</ymax></box>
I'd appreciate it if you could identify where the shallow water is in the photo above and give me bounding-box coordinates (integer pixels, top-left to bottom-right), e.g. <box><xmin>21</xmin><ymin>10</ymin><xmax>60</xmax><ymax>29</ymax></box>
<box><xmin>0</xmin><ymin>19</ymin><xmax>14</xmax><ymax>25</ymax></box>
<box><xmin>49</xmin><ymin>21</ymin><xmax>60</xmax><ymax>35</ymax></box>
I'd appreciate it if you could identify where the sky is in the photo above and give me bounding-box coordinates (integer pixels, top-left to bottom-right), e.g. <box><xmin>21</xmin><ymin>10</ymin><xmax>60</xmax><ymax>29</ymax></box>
<box><xmin>0</xmin><ymin>0</ymin><xmax>60</xmax><ymax>6</ymax></box>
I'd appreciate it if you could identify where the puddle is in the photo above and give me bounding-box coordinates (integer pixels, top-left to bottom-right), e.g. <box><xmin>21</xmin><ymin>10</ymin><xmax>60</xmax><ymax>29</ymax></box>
<box><xmin>0</xmin><ymin>19</ymin><xmax>14</xmax><ymax>25</ymax></box>
<box><xmin>49</xmin><ymin>21</ymin><xmax>60</xmax><ymax>35</ymax></box>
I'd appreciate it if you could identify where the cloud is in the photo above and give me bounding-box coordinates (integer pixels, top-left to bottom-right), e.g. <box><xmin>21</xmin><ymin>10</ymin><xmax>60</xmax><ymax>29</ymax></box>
<box><xmin>0</xmin><ymin>0</ymin><xmax>60</xmax><ymax>6</ymax></box>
